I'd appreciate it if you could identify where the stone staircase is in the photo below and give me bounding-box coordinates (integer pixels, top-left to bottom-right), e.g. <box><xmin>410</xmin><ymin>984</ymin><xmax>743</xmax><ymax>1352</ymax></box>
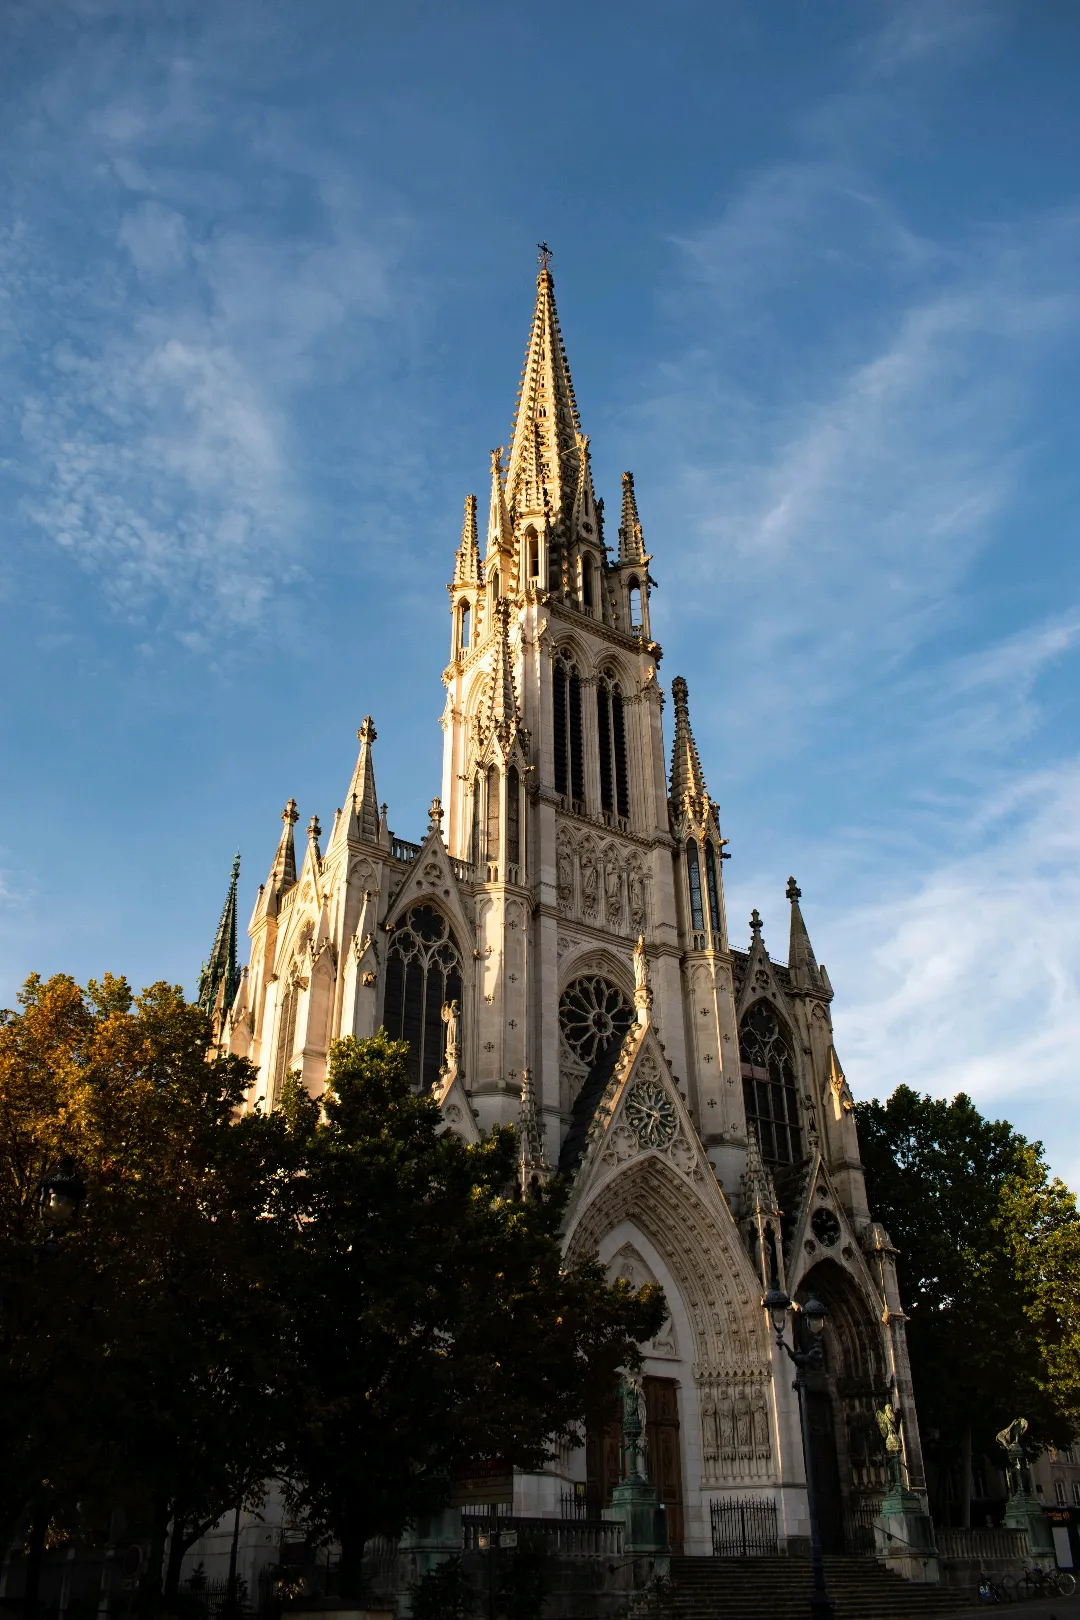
<box><xmin>665</xmin><ymin>1556</ymin><xmax>971</xmax><ymax>1620</ymax></box>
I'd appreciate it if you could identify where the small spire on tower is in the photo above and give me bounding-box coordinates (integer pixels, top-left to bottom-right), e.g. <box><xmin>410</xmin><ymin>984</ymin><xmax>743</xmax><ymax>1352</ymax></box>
<box><xmin>518</xmin><ymin>1066</ymin><xmax>550</xmax><ymax>1192</ymax></box>
<box><xmin>453</xmin><ymin>494</ymin><xmax>481</xmax><ymax>585</ymax></box>
<box><xmin>668</xmin><ymin>676</ymin><xmax>711</xmax><ymax>812</ymax></box>
<box><xmin>618</xmin><ymin>472</ymin><xmax>646</xmax><ymax>564</ymax></box>
<box><xmin>345</xmin><ymin>718</ymin><xmax>380</xmax><ymax>842</ymax></box>
<box><xmin>486</xmin><ymin>448</ymin><xmax>513</xmax><ymax>565</ymax></box>
<box><xmin>268</xmin><ymin>799</ymin><xmax>299</xmax><ymax>895</ymax></box>
<box><xmin>197</xmin><ymin>853</ymin><xmax>242</xmax><ymax>1022</ymax></box>
<box><xmin>786</xmin><ymin>876</ymin><xmax>822</xmax><ymax>992</ymax></box>
<box><xmin>307</xmin><ymin>814</ymin><xmax>322</xmax><ymax>858</ymax></box>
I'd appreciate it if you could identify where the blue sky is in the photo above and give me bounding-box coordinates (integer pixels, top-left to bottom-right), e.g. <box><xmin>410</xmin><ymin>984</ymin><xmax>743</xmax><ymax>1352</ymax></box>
<box><xmin>3</xmin><ymin>0</ymin><xmax>1080</xmax><ymax>1182</ymax></box>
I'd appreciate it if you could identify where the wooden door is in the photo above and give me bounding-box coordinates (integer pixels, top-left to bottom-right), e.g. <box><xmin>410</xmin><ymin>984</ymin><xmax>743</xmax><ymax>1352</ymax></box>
<box><xmin>644</xmin><ymin>1376</ymin><xmax>685</xmax><ymax>1554</ymax></box>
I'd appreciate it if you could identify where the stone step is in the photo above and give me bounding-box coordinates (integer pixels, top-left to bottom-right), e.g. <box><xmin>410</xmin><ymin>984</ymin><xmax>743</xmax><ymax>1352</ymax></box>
<box><xmin>663</xmin><ymin>1557</ymin><xmax>968</xmax><ymax>1620</ymax></box>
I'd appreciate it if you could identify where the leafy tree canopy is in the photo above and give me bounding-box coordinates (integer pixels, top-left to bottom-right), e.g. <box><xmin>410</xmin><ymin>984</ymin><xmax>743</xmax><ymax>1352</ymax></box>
<box><xmin>856</xmin><ymin>1085</ymin><xmax>1080</xmax><ymax>1468</ymax></box>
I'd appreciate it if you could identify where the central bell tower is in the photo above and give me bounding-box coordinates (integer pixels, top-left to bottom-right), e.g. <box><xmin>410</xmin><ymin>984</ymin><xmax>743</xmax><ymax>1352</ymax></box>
<box><xmin>438</xmin><ymin>252</ymin><xmax>737</xmax><ymax>1170</ymax></box>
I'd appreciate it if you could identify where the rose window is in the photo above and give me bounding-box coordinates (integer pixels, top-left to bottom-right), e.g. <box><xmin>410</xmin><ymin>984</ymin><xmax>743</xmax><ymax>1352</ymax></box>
<box><xmin>559</xmin><ymin>976</ymin><xmax>633</xmax><ymax>1068</ymax></box>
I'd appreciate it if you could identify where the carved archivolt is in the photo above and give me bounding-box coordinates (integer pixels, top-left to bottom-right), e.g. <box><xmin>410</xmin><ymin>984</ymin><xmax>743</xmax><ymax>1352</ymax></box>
<box><xmin>568</xmin><ymin>1155</ymin><xmax>776</xmax><ymax>1487</ymax></box>
<box><xmin>556</xmin><ymin>824</ymin><xmax>650</xmax><ymax>937</ymax></box>
<box><xmin>608</xmin><ymin>1242</ymin><xmax>679</xmax><ymax>1359</ymax></box>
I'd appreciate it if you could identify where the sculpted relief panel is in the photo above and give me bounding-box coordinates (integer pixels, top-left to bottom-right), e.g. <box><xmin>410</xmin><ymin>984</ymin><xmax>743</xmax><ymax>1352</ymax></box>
<box><xmin>556</xmin><ymin>825</ymin><xmax>649</xmax><ymax>939</ymax></box>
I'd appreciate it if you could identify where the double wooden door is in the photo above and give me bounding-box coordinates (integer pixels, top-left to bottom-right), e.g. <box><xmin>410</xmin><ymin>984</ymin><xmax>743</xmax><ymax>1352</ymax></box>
<box><xmin>585</xmin><ymin>1375</ymin><xmax>685</xmax><ymax>1553</ymax></box>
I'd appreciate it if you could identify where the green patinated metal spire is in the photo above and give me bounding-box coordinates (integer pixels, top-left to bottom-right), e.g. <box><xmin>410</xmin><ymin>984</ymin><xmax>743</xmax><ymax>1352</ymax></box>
<box><xmin>198</xmin><ymin>853</ymin><xmax>242</xmax><ymax>1020</ymax></box>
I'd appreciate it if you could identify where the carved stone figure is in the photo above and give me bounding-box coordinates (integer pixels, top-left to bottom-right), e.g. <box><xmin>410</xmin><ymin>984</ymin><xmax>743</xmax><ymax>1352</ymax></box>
<box><xmin>628</xmin><ymin>866</ymin><xmax>646</xmax><ymax>929</ymax></box>
<box><xmin>557</xmin><ymin>841</ymin><xmax>573</xmax><ymax>907</ymax></box>
<box><xmin>606</xmin><ymin>865</ymin><xmax>623</xmax><ymax>926</ymax></box>
<box><xmin>441</xmin><ymin>998</ymin><xmax>460</xmax><ymax>1075</ymax></box>
<box><xmin>581</xmin><ymin>848</ymin><xmax>599</xmax><ymax>917</ymax></box>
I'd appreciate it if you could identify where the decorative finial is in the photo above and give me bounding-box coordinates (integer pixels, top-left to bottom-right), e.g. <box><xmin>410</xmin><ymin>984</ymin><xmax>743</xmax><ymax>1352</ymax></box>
<box><xmin>537</xmin><ymin>240</ymin><xmax>553</xmax><ymax>272</ymax></box>
<box><xmin>672</xmin><ymin>675</ymin><xmax>689</xmax><ymax>710</ymax></box>
<box><xmin>750</xmin><ymin>908</ymin><xmax>762</xmax><ymax>936</ymax></box>
<box><xmin>282</xmin><ymin>798</ymin><xmax>299</xmax><ymax>826</ymax></box>
<box><xmin>428</xmin><ymin>797</ymin><xmax>445</xmax><ymax>835</ymax></box>
<box><xmin>358</xmin><ymin>717</ymin><xmax>376</xmax><ymax>744</ymax></box>
<box><xmin>786</xmin><ymin>877</ymin><xmax>801</xmax><ymax>902</ymax></box>
<box><xmin>307</xmin><ymin>814</ymin><xmax>321</xmax><ymax>842</ymax></box>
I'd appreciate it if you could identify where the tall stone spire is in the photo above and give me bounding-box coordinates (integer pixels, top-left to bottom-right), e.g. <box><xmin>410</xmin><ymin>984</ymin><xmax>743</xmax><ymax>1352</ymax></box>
<box><xmin>786</xmin><ymin>876</ymin><xmax>822</xmax><ymax>992</ymax></box>
<box><xmin>268</xmin><ymin>799</ymin><xmax>299</xmax><ymax>895</ymax></box>
<box><xmin>453</xmin><ymin>494</ymin><xmax>481</xmax><ymax>585</ymax></box>
<box><xmin>618</xmin><ymin>471</ymin><xmax>646</xmax><ymax>564</ymax></box>
<box><xmin>345</xmin><ymin>718</ymin><xmax>381</xmax><ymax>842</ymax></box>
<box><xmin>197</xmin><ymin>853</ymin><xmax>241</xmax><ymax>1021</ymax></box>
<box><xmin>668</xmin><ymin>676</ymin><xmax>711</xmax><ymax>816</ymax></box>
<box><xmin>504</xmin><ymin>248</ymin><xmax>583</xmax><ymax>532</ymax></box>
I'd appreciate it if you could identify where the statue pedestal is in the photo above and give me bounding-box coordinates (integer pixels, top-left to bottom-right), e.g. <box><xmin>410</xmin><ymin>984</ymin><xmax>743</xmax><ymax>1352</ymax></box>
<box><xmin>604</xmin><ymin>1478</ymin><xmax>669</xmax><ymax>1555</ymax></box>
<box><xmin>875</xmin><ymin>1489</ymin><xmax>940</xmax><ymax>1584</ymax></box>
<box><xmin>1004</xmin><ymin>1491</ymin><xmax>1055</xmax><ymax>1556</ymax></box>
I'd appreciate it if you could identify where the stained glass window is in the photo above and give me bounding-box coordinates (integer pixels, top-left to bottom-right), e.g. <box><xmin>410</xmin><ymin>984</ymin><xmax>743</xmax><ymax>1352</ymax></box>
<box><xmin>383</xmin><ymin>906</ymin><xmax>464</xmax><ymax>1091</ymax></box>
<box><xmin>740</xmin><ymin>1001</ymin><xmax>803</xmax><ymax>1166</ymax></box>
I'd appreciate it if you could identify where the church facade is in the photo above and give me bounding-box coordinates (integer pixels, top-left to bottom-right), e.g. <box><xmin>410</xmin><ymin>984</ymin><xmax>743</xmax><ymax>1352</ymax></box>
<box><xmin>201</xmin><ymin>256</ymin><xmax>924</xmax><ymax>1559</ymax></box>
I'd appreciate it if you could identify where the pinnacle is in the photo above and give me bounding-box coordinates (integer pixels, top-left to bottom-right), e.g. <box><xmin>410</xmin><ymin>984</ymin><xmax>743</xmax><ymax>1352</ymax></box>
<box><xmin>268</xmin><ymin>800</ymin><xmax>299</xmax><ymax>894</ymax></box>
<box><xmin>345</xmin><ymin>718</ymin><xmax>381</xmax><ymax>843</ymax></box>
<box><xmin>618</xmin><ymin>471</ymin><xmax>646</xmax><ymax>564</ymax></box>
<box><xmin>486</xmin><ymin>448</ymin><xmax>513</xmax><ymax>564</ymax></box>
<box><xmin>668</xmin><ymin>676</ymin><xmax>711</xmax><ymax>811</ymax></box>
<box><xmin>198</xmin><ymin>852</ymin><xmax>242</xmax><ymax>1022</ymax></box>
<box><xmin>487</xmin><ymin>600</ymin><xmax>520</xmax><ymax>737</ymax></box>
<box><xmin>787</xmin><ymin>875</ymin><xmax>821</xmax><ymax>991</ymax></box>
<box><xmin>453</xmin><ymin>494</ymin><xmax>481</xmax><ymax>585</ymax></box>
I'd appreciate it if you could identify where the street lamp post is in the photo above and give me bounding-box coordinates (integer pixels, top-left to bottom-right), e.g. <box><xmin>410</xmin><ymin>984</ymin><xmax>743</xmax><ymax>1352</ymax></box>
<box><xmin>764</xmin><ymin>1287</ymin><xmax>834</xmax><ymax>1620</ymax></box>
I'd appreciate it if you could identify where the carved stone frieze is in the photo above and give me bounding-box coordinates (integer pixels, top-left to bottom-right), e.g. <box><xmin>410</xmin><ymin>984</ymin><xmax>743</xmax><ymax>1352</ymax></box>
<box><xmin>555</xmin><ymin>824</ymin><xmax>650</xmax><ymax>938</ymax></box>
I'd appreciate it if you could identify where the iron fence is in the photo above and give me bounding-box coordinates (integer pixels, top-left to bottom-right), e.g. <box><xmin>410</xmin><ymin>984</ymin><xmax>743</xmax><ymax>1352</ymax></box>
<box><xmin>462</xmin><ymin>1515</ymin><xmax>622</xmax><ymax>1559</ymax></box>
<box><xmin>709</xmin><ymin>1496</ymin><xmax>779</xmax><ymax>1557</ymax></box>
<box><xmin>843</xmin><ymin>1499</ymin><xmax>882</xmax><ymax>1555</ymax></box>
<box><xmin>180</xmin><ymin>1575</ymin><xmax>251</xmax><ymax>1620</ymax></box>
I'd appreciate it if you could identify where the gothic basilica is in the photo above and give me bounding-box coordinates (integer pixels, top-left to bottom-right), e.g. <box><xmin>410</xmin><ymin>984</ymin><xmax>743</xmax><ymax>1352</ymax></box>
<box><xmin>198</xmin><ymin>256</ymin><xmax>924</xmax><ymax>1560</ymax></box>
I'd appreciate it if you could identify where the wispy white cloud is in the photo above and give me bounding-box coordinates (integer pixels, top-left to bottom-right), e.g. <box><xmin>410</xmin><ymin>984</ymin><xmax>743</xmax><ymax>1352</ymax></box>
<box><xmin>825</xmin><ymin>760</ymin><xmax>1080</xmax><ymax>1185</ymax></box>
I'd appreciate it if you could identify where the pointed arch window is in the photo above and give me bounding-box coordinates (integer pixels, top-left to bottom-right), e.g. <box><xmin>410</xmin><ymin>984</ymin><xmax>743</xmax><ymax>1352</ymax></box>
<box><xmin>685</xmin><ymin>838</ymin><xmax>705</xmax><ymax>945</ymax></box>
<box><xmin>458</xmin><ymin>601</ymin><xmax>471</xmax><ymax>654</ymax></box>
<box><xmin>470</xmin><ymin>777</ymin><xmax>481</xmax><ymax>866</ymax></box>
<box><xmin>581</xmin><ymin>553</ymin><xmax>594</xmax><ymax>611</ymax></box>
<box><xmin>627</xmin><ymin>578</ymin><xmax>643</xmax><ymax>632</ymax></box>
<box><xmin>383</xmin><ymin>905</ymin><xmax>464</xmax><ymax>1092</ymax></box>
<box><xmin>597</xmin><ymin>669</ymin><xmax>630</xmax><ymax>824</ymax></box>
<box><xmin>740</xmin><ymin>1000</ymin><xmax>803</xmax><ymax>1167</ymax></box>
<box><xmin>485</xmin><ymin>764</ymin><xmax>500</xmax><ymax>868</ymax></box>
<box><xmin>526</xmin><ymin>527</ymin><xmax>539</xmax><ymax>580</ymax></box>
<box><xmin>271</xmin><ymin>974</ymin><xmax>300</xmax><ymax>1110</ymax></box>
<box><xmin>705</xmin><ymin>840</ymin><xmax>722</xmax><ymax>940</ymax></box>
<box><xmin>489</xmin><ymin>568</ymin><xmax>500</xmax><ymax>606</ymax></box>
<box><xmin>507</xmin><ymin>765</ymin><xmax>521</xmax><ymax>871</ymax></box>
<box><xmin>553</xmin><ymin>650</ymin><xmax>585</xmax><ymax>812</ymax></box>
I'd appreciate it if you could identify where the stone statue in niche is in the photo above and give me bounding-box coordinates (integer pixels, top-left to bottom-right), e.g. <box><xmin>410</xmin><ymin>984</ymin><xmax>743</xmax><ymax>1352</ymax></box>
<box><xmin>606</xmin><ymin>865</ymin><xmax>623</xmax><ymax>927</ymax></box>
<box><xmin>628</xmin><ymin>866</ymin><xmax>646</xmax><ymax>929</ymax></box>
<box><xmin>557</xmin><ymin>842</ymin><xmax>573</xmax><ymax>907</ymax></box>
<box><xmin>441</xmin><ymin>999</ymin><xmax>460</xmax><ymax>1075</ymax></box>
<box><xmin>581</xmin><ymin>848</ymin><xmax>599</xmax><ymax>917</ymax></box>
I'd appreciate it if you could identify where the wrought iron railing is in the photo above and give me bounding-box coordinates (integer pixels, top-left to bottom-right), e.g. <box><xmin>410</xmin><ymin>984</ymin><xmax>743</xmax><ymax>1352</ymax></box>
<box><xmin>709</xmin><ymin>1495</ymin><xmax>779</xmax><ymax>1557</ymax></box>
<box><xmin>935</xmin><ymin>1525</ymin><xmax>1030</xmax><ymax>1561</ymax></box>
<box><xmin>462</xmin><ymin>1515</ymin><xmax>622</xmax><ymax>1558</ymax></box>
<box><xmin>842</xmin><ymin>1498</ymin><xmax>881</xmax><ymax>1555</ymax></box>
<box><xmin>559</xmin><ymin>1487</ymin><xmax>590</xmax><ymax>1521</ymax></box>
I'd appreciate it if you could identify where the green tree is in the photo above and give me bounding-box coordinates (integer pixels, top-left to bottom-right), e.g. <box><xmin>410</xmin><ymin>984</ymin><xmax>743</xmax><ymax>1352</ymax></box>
<box><xmin>272</xmin><ymin>1030</ymin><xmax>665</xmax><ymax>1597</ymax></box>
<box><xmin>856</xmin><ymin>1085</ymin><xmax>1080</xmax><ymax>1524</ymax></box>
<box><xmin>0</xmin><ymin>973</ymin><xmax>288</xmax><ymax>1612</ymax></box>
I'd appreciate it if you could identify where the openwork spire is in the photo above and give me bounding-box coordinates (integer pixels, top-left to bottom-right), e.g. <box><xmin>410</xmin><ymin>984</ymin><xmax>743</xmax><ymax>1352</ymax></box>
<box><xmin>197</xmin><ymin>853</ymin><xmax>242</xmax><ymax>1021</ymax></box>
<box><xmin>268</xmin><ymin>799</ymin><xmax>299</xmax><ymax>894</ymax></box>
<box><xmin>504</xmin><ymin>250</ymin><xmax>583</xmax><ymax>531</ymax></box>
<box><xmin>618</xmin><ymin>471</ymin><xmax>646</xmax><ymax>563</ymax></box>
<box><xmin>346</xmin><ymin>718</ymin><xmax>381</xmax><ymax>842</ymax></box>
<box><xmin>786</xmin><ymin>876</ymin><xmax>822</xmax><ymax>992</ymax></box>
<box><xmin>668</xmin><ymin>676</ymin><xmax>711</xmax><ymax>814</ymax></box>
<box><xmin>453</xmin><ymin>494</ymin><xmax>481</xmax><ymax>585</ymax></box>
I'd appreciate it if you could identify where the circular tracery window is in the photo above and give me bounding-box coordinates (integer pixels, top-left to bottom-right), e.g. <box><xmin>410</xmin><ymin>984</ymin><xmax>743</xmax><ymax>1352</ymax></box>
<box><xmin>559</xmin><ymin>976</ymin><xmax>634</xmax><ymax>1068</ymax></box>
<box><xmin>626</xmin><ymin>1082</ymin><xmax>677</xmax><ymax>1149</ymax></box>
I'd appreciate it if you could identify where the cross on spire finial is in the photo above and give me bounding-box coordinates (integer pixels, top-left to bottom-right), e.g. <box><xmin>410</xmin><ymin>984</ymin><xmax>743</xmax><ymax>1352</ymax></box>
<box><xmin>537</xmin><ymin>241</ymin><xmax>552</xmax><ymax>272</ymax></box>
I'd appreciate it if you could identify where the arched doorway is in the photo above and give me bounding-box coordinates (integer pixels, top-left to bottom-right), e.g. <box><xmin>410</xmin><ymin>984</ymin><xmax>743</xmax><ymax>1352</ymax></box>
<box><xmin>796</xmin><ymin>1260</ymin><xmax>889</xmax><ymax>1553</ymax></box>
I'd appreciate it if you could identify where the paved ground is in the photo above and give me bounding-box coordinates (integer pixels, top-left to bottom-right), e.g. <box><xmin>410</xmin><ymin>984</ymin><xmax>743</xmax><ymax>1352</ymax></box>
<box><xmin>949</xmin><ymin>1596</ymin><xmax>1080</xmax><ymax>1620</ymax></box>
